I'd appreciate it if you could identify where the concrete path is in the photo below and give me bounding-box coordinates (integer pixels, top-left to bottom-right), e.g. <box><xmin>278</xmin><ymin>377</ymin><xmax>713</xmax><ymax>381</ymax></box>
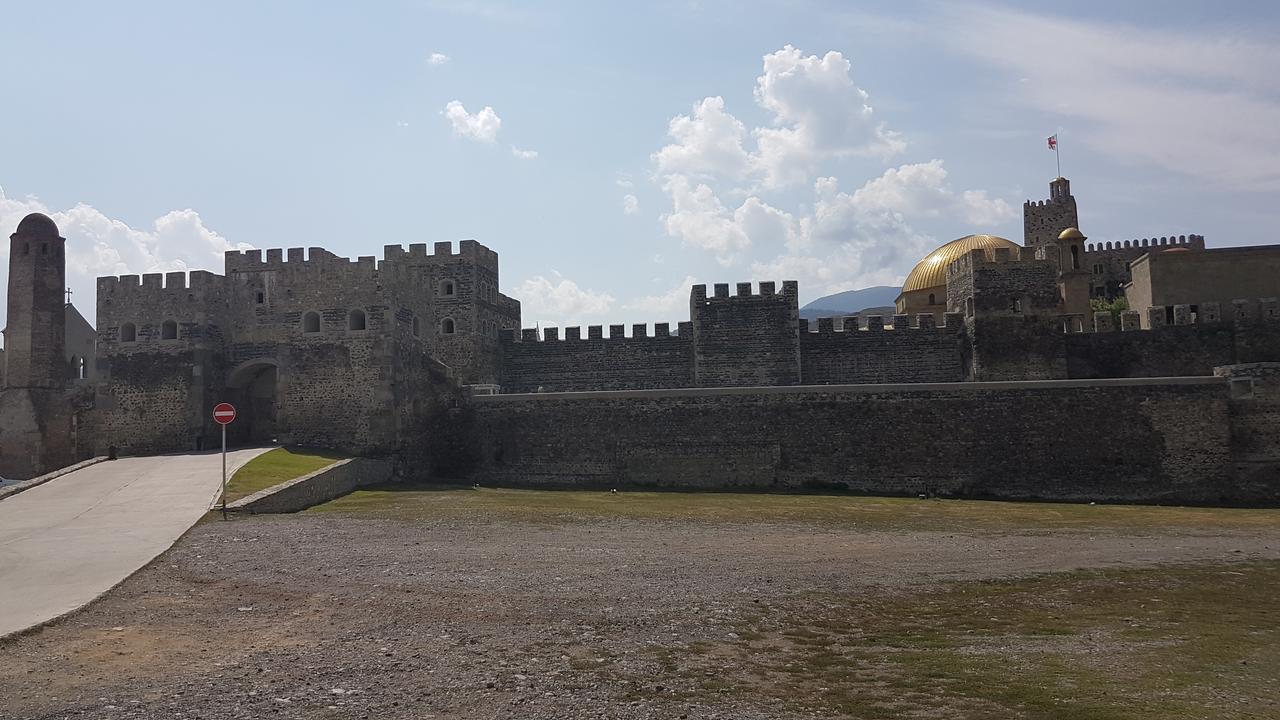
<box><xmin>0</xmin><ymin>448</ymin><xmax>269</xmax><ymax>638</ymax></box>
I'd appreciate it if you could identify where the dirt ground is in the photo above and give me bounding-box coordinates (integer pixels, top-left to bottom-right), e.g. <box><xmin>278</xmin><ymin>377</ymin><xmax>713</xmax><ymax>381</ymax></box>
<box><xmin>1</xmin><ymin>489</ymin><xmax>1278</xmax><ymax>719</ymax></box>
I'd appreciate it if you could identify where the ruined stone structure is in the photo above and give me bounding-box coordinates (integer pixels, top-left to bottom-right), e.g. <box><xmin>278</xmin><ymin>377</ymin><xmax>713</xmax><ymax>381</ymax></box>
<box><xmin>2</xmin><ymin>172</ymin><xmax>1279</xmax><ymax>502</ymax></box>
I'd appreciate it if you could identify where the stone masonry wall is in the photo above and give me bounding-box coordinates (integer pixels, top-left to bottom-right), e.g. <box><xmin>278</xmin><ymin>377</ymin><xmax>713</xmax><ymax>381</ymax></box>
<box><xmin>691</xmin><ymin>282</ymin><xmax>801</xmax><ymax>387</ymax></box>
<box><xmin>798</xmin><ymin>316</ymin><xmax>965</xmax><ymax>384</ymax></box>
<box><xmin>465</xmin><ymin>378</ymin><xmax>1256</xmax><ymax>504</ymax></box>
<box><xmin>500</xmin><ymin>324</ymin><xmax>694</xmax><ymax>393</ymax></box>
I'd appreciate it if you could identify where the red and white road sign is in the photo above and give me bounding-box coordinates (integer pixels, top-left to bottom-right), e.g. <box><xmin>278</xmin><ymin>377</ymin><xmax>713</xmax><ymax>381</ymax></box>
<box><xmin>212</xmin><ymin>402</ymin><xmax>237</xmax><ymax>425</ymax></box>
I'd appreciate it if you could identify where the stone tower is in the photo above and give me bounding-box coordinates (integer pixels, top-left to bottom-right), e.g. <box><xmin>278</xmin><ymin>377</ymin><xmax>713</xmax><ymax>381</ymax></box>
<box><xmin>1</xmin><ymin>213</ymin><xmax>76</xmax><ymax>480</ymax></box>
<box><xmin>4</xmin><ymin>213</ymin><xmax>67</xmax><ymax>389</ymax></box>
<box><xmin>1023</xmin><ymin>177</ymin><xmax>1080</xmax><ymax>251</ymax></box>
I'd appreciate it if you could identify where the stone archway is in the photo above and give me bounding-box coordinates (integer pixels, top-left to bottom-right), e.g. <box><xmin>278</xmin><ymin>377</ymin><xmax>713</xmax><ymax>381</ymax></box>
<box><xmin>226</xmin><ymin>359</ymin><xmax>279</xmax><ymax>446</ymax></box>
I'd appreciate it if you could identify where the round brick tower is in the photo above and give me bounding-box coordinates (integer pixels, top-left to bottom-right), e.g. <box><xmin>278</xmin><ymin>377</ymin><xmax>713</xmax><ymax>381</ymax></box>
<box><xmin>5</xmin><ymin>213</ymin><xmax>66</xmax><ymax>389</ymax></box>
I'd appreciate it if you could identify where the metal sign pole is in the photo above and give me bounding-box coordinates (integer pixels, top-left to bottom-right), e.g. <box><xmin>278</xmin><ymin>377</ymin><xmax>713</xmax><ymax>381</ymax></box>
<box><xmin>221</xmin><ymin>422</ymin><xmax>228</xmax><ymax>520</ymax></box>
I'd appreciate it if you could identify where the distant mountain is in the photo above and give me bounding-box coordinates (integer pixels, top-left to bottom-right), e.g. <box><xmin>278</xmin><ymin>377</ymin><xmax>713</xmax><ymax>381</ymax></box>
<box><xmin>799</xmin><ymin>286</ymin><xmax>900</xmax><ymax>320</ymax></box>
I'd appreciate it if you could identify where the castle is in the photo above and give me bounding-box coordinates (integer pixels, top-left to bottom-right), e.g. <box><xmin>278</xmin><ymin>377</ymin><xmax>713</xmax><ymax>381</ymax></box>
<box><xmin>2</xmin><ymin>176</ymin><xmax>1279</xmax><ymax>504</ymax></box>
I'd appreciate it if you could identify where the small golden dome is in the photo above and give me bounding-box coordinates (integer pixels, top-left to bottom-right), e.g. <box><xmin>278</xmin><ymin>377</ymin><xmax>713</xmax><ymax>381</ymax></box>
<box><xmin>1058</xmin><ymin>227</ymin><xmax>1085</xmax><ymax>240</ymax></box>
<box><xmin>900</xmin><ymin>234</ymin><xmax>1020</xmax><ymax>294</ymax></box>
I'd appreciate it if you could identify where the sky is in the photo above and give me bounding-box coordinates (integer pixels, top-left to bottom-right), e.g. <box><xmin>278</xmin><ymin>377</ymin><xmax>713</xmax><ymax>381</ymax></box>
<box><xmin>3</xmin><ymin>0</ymin><xmax>1279</xmax><ymax>334</ymax></box>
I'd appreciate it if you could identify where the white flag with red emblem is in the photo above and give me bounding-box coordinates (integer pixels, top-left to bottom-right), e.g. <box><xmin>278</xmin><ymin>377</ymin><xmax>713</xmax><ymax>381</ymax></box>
<box><xmin>1047</xmin><ymin>134</ymin><xmax>1058</xmax><ymax>150</ymax></box>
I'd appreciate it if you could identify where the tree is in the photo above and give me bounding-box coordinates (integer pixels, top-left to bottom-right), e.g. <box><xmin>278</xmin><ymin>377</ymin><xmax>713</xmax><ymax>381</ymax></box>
<box><xmin>1090</xmin><ymin>296</ymin><xmax>1128</xmax><ymax>323</ymax></box>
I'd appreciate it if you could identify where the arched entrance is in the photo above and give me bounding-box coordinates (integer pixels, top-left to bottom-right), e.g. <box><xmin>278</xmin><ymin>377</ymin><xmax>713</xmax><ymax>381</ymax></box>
<box><xmin>226</xmin><ymin>359</ymin><xmax>278</xmax><ymax>446</ymax></box>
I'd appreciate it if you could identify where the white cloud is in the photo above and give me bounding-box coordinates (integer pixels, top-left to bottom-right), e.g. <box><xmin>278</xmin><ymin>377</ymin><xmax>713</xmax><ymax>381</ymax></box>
<box><xmin>623</xmin><ymin>275</ymin><xmax>698</xmax><ymax>317</ymax></box>
<box><xmin>659</xmin><ymin>176</ymin><xmax>750</xmax><ymax>265</ymax></box>
<box><xmin>0</xmin><ymin>187</ymin><xmax>252</xmax><ymax>331</ymax></box>
<box><xmin>938</xmin><ymin>6</ymin><xmax>1280</xmax><ymax>189</ymax></box>
<box><xmin>428</xmin><ymin>52</ymin><xmax>450</xmax><ymax>65</ymax></box>
<box><xmin>511</xmin><ymin>146</ymin><xmax>538</xmax><ymax>159</ymax></box>
<box><xmin>652</xmin><ymin>96</ymin><xmax>755</xmax><ymax>182</ymax></box>
<box><xmin>752</xmin><ymin>46</ymin><xmax>905</xmax><ymax>187</ymax></box>
<box><xmin>650</xmin><ymin>48</ymin><xmax>904</xmax><ymax>193</ymax></box>
<box><xmin>622</xmin><ymin>194</ymin><xmax>639</xmax><ymax>215</ymax></box>
<box><xmin>511</xmin><ymin>272</ymin><xmax>615</xmax><ymax>327</ymax></box>
<box><xmin>751</xmin><ymin>161</ymin><xmax>1012</xmax><ymax>297</ymax></box>
<box><xmin>443</xmin><ymin>100</ymin><xmax>501</xmax><ymax>143</ymax></box>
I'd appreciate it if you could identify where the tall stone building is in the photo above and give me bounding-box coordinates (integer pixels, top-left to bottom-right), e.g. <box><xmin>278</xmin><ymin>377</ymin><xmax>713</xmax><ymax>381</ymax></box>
<box><xmin>0</xmin><ymin>214</ymin><xmax>91</xmax><ymax>479</ymax></box>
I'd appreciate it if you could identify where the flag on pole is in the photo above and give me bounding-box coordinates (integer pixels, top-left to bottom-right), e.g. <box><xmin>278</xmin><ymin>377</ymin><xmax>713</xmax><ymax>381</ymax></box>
<box><xmin>1047</xmin><ymin>134</ymin><xmax>1058</xmax><ymax>150</ymax></box>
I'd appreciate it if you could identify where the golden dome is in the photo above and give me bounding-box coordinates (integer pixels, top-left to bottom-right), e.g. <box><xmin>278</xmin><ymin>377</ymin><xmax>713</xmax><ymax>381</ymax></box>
<box><xmin>900</xmin><ymin>234</ymin><xmax>1020</xmax><ymax>294</ymax></box>
<box><xmin>1058</xmin><ymin>227</ymin><xmax>1085</xmax><ymax>240</ymax></box>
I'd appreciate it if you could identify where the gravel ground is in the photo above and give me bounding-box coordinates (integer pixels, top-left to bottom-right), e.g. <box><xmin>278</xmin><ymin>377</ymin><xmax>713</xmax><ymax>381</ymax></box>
<box><xmin>1</xmin><ymin>509</ymin><xmax>1278</xmax><ymax>720</ymax></box>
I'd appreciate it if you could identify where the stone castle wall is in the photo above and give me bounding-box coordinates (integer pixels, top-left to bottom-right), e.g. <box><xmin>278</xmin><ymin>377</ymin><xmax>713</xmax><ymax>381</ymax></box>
<box><xmin>691</xmin><ymin>282</ymin><xmax>800</xmax><ymax>387</ymax></box>
<box><xmin>463</xmin><ymin>377</ymin><xmax>1261</xmax><ymax>504</ymax></box>
<box><xmin>500</xmin><ymin>324</ymin><xmax>695</xmax><ymax>393</ymax></box>
<box><xmin>798</xmin><ymin>315</ymin><xmax>966</xmax><ymax>384</ymax></box>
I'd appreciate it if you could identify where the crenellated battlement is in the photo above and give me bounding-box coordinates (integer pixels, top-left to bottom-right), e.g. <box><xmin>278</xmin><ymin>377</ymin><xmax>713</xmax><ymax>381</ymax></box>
<box><xmin>223</xmin><ymin>247</ymin><xmax>352</xmax><ymax>274</ymax></box>
<box><xmin>97</xmin><ymin>269</ymin><xmax>224</xmax><ymax>296</ymax></box>
<box><xmin>800</xmin><ymin>312</ymin><xmax>963</xmax><ymax>333</ymax></box>
<box><xmin>1086</xmin><ymin>234</ymin><xmax>1205</xmax><ymax>253</ymax></box>
<box><xmin>504</xmin><ymin>321</ymin><xmax>694</xmax><ymax>343</ymax></box>
<box><xmin>690</xmin><ymin>280</ymin><xmax>798</xmax><ymax>302</ymax></box>
<box><xmin>381</xmin><ymin>239</ymin><xmax>499</xmax><ymax>271</ymax></box>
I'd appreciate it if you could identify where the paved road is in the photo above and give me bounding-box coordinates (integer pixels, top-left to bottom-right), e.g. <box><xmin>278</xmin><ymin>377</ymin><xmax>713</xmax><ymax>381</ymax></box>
<box><xmin>0</xmin><ymin>449</ymin><xmax>269</xmax><ymax>638</ymax></box>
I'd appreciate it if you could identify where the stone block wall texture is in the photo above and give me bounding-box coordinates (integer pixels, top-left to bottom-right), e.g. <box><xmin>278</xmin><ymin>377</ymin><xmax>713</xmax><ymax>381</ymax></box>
<box><xmin>691</xmin><ymin>282</ymin><xmax>801</xmax><ymax>387</ymax></box>
<box><xmin>465</xmin><ymin>378</ymin><xmax>1261</xmax><ymax>504</ymax></box>
<box><xmin>500</xmin><ymin>329</ymin><xmax>694</xmax><ymax>393</ymax></box>
<box><xmin>1214</xmin><ymin>363</ymin><xmax>1280</xmax><ymax>495</ymax></box>
<box><xmin>798</xmin><ymin>318</ymin><xmax>965</xmax><ymax>384</ymax></box>
<box><xmin>1023</xmin><ymin>179</ymin><xmax>1079</xmax><ymax>249</ymax></box>
<box><xmin>227</xmin><ymin>457</ymin><xmax>393</xmax><ymax>513</ymax></box>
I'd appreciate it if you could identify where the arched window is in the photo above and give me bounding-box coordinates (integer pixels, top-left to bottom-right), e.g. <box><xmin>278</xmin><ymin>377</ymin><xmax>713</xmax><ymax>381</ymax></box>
<box><xmin>120</xmin><ymin>322</ymin><xmax>137</xmax><ymax>343</ymax></box>
<box><xmin>161</xmin><ymin>320</ymin><xmax>178</xmax><ymax>340</ymax></box>
<box><xmin>441</xmin><ymin>317</ymin><xmax>456</xmax><ymax>335</ymax></box>
<box><xmin>440</xmin><ymin>279</ymin><xmax>456</xmax><ymax>297</ymax></box>
<box><xmin>348</xmin><ymin>309</ymin><xmax>367</xmax><ymax>331</ymax></box>
<box><xmin>412</xmin><ymin>316</ymin><xmax>420</xmax><ymax>337</ymax></box>
<box><xmin>302</xmin><ymin>311</ymin><xmax>321</xmax><ymax>333</ymax></box>
<box><xmin>1070</xmin><ymin>244</ymin><xmax>1080</xmax><ymax>270</ymax></box>
<box><xmin>928</xmin><ymin>293</ymin><xmax>936</xmax><ymax>305</ymax></box>
<box><xmin>78</xmin><ymin>357</ymin><xmax>87</xmax><ymax>380</ymax></box>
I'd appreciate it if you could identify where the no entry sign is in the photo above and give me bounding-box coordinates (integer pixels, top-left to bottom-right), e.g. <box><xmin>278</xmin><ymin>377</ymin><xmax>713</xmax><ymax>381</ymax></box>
<box><xmin>213</xmin><ymin>402</ymin><xmax>237</xmax><ymax>425</ymax></box>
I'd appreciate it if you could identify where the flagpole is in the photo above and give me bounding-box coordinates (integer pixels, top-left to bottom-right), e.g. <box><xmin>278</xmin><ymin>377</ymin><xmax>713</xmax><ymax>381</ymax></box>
<box><xmin>1055</xmin><ymin>142</ymin><xmax>1061</xmax><ymax>178</ymax></box>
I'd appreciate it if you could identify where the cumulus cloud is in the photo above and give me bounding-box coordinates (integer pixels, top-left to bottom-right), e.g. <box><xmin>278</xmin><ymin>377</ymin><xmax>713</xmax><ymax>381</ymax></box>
<box><xmin>443</xmin><ymin>100</ymin><xmax>501</xmax><ymax>143</ymax></box>
<box><xmin>652</xmin><ymin>96</ymin><xmax>755</xmax><ymax>182</ymax></box>
<box><xmin>511</xmin><ymin>272</ymin><xmax>615</xmax><ymax>327</ymax></box>
<box><xmin>511</xmin><ymin>146</ymin><xmax>538</xmax><ymax>159</ymax></box>
<box><xmin>622</xmin><ymin>194</ymin><xmax>640</xmax><ymax>215</ymax></box>
<box><xmin>750</xmin><ymin>161</ymin><xmax>1014</xmax><ymax>297</ymax></box>
<box><xmin>651</xmin><ymin>47</ymin><xmax>904</xmax><ymax>193</ymax></box>
<box><xmin>0</xmin><ymin>187</ymin><xmax>251</xmax><ymax>330</ymax></box>
<box><xmin>752</xmin><ymin>46</ymin><xmax>905</xmax><ymax>187</ymax></box>
<box><xmin>428</xmin><ymin>52</ymin><xmax>450</xmax><ymax>65</ymax></box>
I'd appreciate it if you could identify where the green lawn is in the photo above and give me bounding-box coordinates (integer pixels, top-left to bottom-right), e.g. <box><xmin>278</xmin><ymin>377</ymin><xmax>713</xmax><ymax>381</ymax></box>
<box><xmin>224</xmin><ymin>447</ymin><xmax>346</xmax><ymax>502</ymax></box>
<box><xmin>309</xmin><ymin>485</ymin><xmax>1280</xmax><ymax>532</ymax></box>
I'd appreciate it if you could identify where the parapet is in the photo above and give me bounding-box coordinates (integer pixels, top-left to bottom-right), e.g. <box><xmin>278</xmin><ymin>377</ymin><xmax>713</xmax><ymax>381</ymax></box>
<box><xmin>504</xmin><ymin>322</ymin><xmax>691</xmax><ymax>343</ymax></box>
<box><xmin>224</xmin><ymin>247</ymin><xmax>351</xmax><ymax>274</ymax></box>
<box><xmin>799</xmin><ymin>312</ymin><xmax>962</xmax><ymax>334</ymax></box>
<box><xmin>97</xmin><ymin>269</ymin><xmax>224</xmax><ymax>297</ymax></box>
<box><xmin>690</xmin><ymin>280</ymin><xmax>798</xmax><ymax>303</ymax></box>
<box><xmin>1085</xmin><ymin>234</ymin><xmax>1205</xmax><ymax>253</ymax></box>
<box><xmin>380</xmin><ymin>239</ymin><xmax>500</xmax><ymax>271</ymax></box>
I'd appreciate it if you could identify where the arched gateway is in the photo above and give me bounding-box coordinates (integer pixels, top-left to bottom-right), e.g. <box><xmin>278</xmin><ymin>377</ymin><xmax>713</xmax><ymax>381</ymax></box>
<box><xmin>225</xmin><ymin>358</ymin><xmax>278</xmax><ymax>445</ymax></box>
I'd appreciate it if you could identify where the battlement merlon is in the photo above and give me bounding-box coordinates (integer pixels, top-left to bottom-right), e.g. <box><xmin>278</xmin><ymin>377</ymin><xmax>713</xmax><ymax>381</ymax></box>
<box><xmin>502</xmin><ymin>322</ymin><xmax>688</xmax><ymax>343</ymax></box>
<box><xmin>97</xmin><ymin>269</ymin><xmax>224</xmax><ymax>296</ymax></box>
<box><xmin>689</xmin><ymin>280</ymin><xmax>799</xmax><ymax>303</ymax></box>
<box><xmin>379</xmin><ymin>239</ymin><xmax>500</xmax><ymax>271</ymax></box>
<box><xmin>224</xmin><ymin>247</ymin><xmax>343</xmax><ymax>274</ymax></box>
<box><xmin>1085</xmin><ymin>234</ymin><xmax>1206</xmax><ymax>253</ymax></box>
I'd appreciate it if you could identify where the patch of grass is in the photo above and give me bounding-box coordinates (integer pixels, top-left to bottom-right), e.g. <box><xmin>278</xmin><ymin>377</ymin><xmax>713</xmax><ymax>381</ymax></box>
<box><xmin>636</xmin><ymin>561</ymin><xmax>1280</xmax><ymax>718</ymax></box>
<box><xmin>308</xmin><ymin>485</ymin><xmax>1280</xmax><ymax>533</ymax></box>
<box><xmin>224</xmin><ymin>447</ymin><xmax>346</xmax><ymax>502</ymax></box>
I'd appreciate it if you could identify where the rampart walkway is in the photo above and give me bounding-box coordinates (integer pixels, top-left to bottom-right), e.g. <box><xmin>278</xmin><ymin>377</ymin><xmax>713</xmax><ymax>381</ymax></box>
<box><xmin>0</xmin><ymin>448</ymin><xmax>269</xmax><ymax>638</ymax></box>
